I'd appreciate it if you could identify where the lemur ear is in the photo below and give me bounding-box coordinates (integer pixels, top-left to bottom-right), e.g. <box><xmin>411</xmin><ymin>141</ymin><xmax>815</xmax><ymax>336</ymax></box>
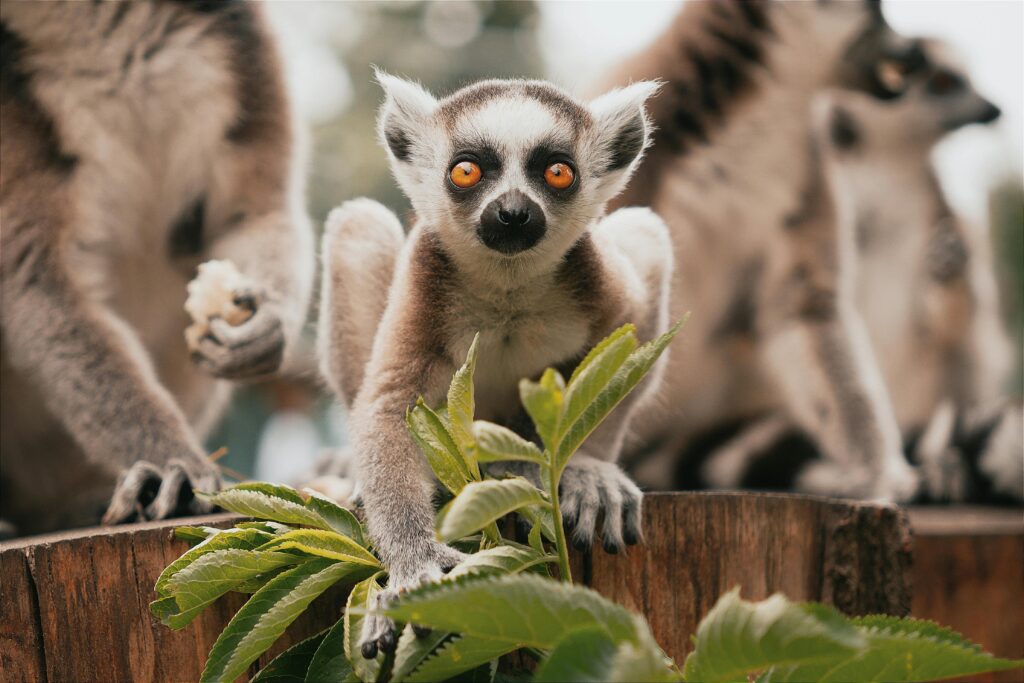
<box><xmin>375</xmin><ymin>69</ymin><xmax>438</xmax><ymax>163</ymax></box>
<box><xmin>588</xmin><ymin>80</ymin><xmax>662</xmax><ymax>174</ymax></box>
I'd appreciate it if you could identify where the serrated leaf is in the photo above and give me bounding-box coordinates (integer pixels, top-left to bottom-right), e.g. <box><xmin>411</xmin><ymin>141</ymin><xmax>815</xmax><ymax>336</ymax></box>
<box><xmin>305</xmin><ymin>616</ymin><xmax>353</xmax><ymax>683</ymax></box>
<box><xmin>403</xmin><ymin>635</ymin><xmax>517</xmax><ymax>683</ymax></box>
<box><xmin>201</xmin><ymin>559</ymin><xmax>362</xmax><ymax>683</ymax></box>
<box><xmin>557</xmin><ymin>325</ymin><xmax>637</xmax><ymax>448</ymax></box>
<box><xmin>345</xmin><ymin>573</ymin><xmax>385</xmax><ymax>683</ymax></box>
<box><xmin>258</xmin><ymin>529</ymin><xmax>380</xmax><ymax>567</ymax></box>
<box><xmin>381</xmin><ymin>573</ymin><xmax>639</xmax><ymax>649</ymax></box>
<box><xmin>535</xmin><ymin>627</ymin><xmax>619</xmax><ymax>682</ymax></box>
<box><xmin>448</xmin><ymin>334</ymin><xmax>480</xmax><ymax>463</ymax></box>
<box><xmin>149</xmin><ymin>596</ymin><xmax>179</xmax><ymax>622</ymax></box>
<box><xmin>232</xmin><ymin>481</ymin><xmax>308</xmax><ymax>505</ymax></box>
<box><xmin>472</xmin><ymin>422</ymin><xmax>545</xmax><ymax>465</ymax></box>
<box><xmin>303</xmin><ymin>490</ymin><xmax>366</xmax><ymax>546</ymax></box>
<box><xmin>554</xmin><ymin>321</ymin><xmax>682</xmax><ymax>470</ymax></box>
<box><xmin>173</xmin><ymin>525</ymin><xmax>223</xmax><ymax>544</ymax></box>
<box><xmin>164</xmin><ymin>549</ymin><xmax>304</xmax><ymax>629</ymax></box>
<box><xmin>156</xmin><ymin>527</ymin><xmax>274</xmax><ymax>595</ymax></box>
<box><xmin>252</xmin><ymin>629</ymin><xmax>329</xmax><ymax>683</ymax></box>
<box><xmin>392</xmin><ymin>624</ymin><xmax>451</xmax><ymax>683</ymax></box>
<box><xmin>237</xmin><ymin>521</ymin><xmax>295</xmax><ymax>535</ymax></box>
<box><xmin>772</xmin><ymin>618</ymin><xmax>1024</xmax><ymax>682</ymax></box>
<box><xmin>528</xmin><ymin>522</ymin><xmax>544</xmax><ymax>553</ymax></box>
<box><xmin>198</xmin><ymin>488</ymin><xmax>331</xmax><ymax>529</ymax></box>
<box><xmin>568</xmin><ymin>324</ymin><xmax>636</xmax><ymax>386</ymax></box>
<box><xmin>518</xmin><ymin>505</ymin><xmax>558</xmax><ymax>543</ymax></box>
<box><xmin>447</xmin><ymin>544</ymin><xmax>551</xmax><ymax>579</ymax></box>
<box><xmin>438</xmin><ymin>478</ymin><xmax>547</xmax><ymax>542</ymax></box>
<box><xmin>608</xmin><ymin>638</ymin><xmax>681</xmax><ymax>682</ymax></box>
<box><xmin>408</xmin><ymin>399</ymin><xmax>473</xmax><ymax>494</ymax></box>
<box><xmin>519</xmin><ymin>369</ymin><xmax>564</xmax><ymax>450</ymax></box>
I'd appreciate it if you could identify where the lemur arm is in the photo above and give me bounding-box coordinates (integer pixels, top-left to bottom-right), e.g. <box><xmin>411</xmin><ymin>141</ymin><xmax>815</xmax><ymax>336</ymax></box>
<box><xmin>0</xmin><ymin>184</ymin><xmax>218</xmax><ymax>522</ymax></box>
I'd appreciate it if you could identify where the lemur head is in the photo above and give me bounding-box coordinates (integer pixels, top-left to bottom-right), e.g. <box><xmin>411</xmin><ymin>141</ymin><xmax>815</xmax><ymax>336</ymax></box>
<box><xmin>816</xmin><ymin>38</ymin><xmax>1000</xmax><ymax>159</ymax></box>
<box><xmin>375</xmin><ymin>72</ymin><xmax>659</xmax><ymax>269</ymax></box>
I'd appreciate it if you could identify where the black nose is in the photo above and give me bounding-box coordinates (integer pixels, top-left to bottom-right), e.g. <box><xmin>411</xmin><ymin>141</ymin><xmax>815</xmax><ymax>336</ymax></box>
<box><xmin>478</xmin><ymin>190</ymin><xmax>546</xmax><ymax>255</ymax></box>
<box><xmin>975</xmin><ymin>101</ymin><xmax>1001</xmax><ymax>124</ymax></box>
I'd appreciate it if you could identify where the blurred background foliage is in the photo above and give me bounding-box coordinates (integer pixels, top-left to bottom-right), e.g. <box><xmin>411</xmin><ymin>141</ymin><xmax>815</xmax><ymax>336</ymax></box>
<box><xmin>209</xmin><ymin>0</ymin><xmax>1023</xmax><ymax>485</ymax></box>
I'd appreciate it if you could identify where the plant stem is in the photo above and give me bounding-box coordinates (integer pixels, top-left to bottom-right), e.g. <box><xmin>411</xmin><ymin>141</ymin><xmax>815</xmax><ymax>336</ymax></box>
<box><xmin>548</xmin><ymin>463</ymin><xmax>572</xmax><ymax>584</ymax></box>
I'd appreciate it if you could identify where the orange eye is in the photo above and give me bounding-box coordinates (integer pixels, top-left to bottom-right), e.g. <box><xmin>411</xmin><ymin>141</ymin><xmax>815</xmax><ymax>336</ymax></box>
<box><xmin>449</xmin><ymin>161</ymin><xmax>482</xmax><ymax>189</ymax></box>
<box><xmin>544</xmin><ymin>162</ymin><xmax>575</xmax><ymax>190</ymax></box>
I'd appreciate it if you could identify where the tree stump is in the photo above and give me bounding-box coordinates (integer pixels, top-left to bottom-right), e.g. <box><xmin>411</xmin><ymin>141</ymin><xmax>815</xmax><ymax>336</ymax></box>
<box><xmin>908</xmin><ymin>506</ymin><xmax>1024</xmax><ymax>683</ymax></box>
<box><xmin>0</xmin><ymin>492</ymin><xmax>911</xmax><ymax>682</ymax></box>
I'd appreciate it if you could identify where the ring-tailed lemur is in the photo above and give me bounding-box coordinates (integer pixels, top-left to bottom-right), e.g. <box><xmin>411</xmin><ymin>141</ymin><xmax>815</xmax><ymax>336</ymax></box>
<box><xmin>318</xmin><ymin>74</ymin><xmax>672</xmax><ymax>657</ymax></box>
<box><xmin>0</xmin><ymin>1</ymin><xmax>314</xmax><ymax>535</ymax></box>
<box><xmin>698</xmin><ymin>41</ymin><xmax>1022</xmax><ymax>503</ymax></box>
<box><xmin>601</xmin><ymin>0</ymin><xmax>938</xmax><ymax>501</ymax></box>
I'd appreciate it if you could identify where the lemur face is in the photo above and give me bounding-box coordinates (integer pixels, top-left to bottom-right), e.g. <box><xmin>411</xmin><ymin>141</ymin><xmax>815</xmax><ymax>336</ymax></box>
<box><xmin>376</xmin><ymin>73</ymin><xmax>658</xmax><ymax>265</ymax></box>
<box><xmin>818</xmin><ymin>38</ymin><xmax>1000</xmax><ymax>158</ymax></box>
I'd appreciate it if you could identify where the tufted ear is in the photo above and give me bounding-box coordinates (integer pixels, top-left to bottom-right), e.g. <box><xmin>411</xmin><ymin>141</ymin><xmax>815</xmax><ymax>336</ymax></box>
<box><xmin>375</xmin><ymin>69</ymin><xmax>438</xmax><ymax>163</ymax></box>
<box><xmin>588</xmin><ymin>80</ymin><xmax>662</xmax><ymax>175</ymax></box>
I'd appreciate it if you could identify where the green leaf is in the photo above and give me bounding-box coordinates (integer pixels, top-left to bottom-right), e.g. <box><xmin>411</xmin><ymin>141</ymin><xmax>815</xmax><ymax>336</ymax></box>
<box><xmin>519</xmin><ymin>369</ymin><xmax>564</xmax><ymax>450</ymax></box>
<box><xmin>518</xmin><ymin>505</ymin><xmax>558</xmax><ymax>543</ymax></box>
<box><xmin>149</xmin><ymin>596</ymin><xmax>179</xmax><ymax>622</ymax></box>
<box><xmin>304</xmin><ymin>491</ymin><xmax>366</xmax><ymax>546</ymax></box>
<box><xmin>527</xmin><ymin>522</ymin><xmax>544</xmax><ymax>553</ymax></box>
<box><xmin>568</xmin><ymin>324</ymin><xmax>636</xmax><ymax>386</ymax></box>
<box><xmin>608</xmin><ymin>639</ymin><xmax>682</xmax><ymax>682</ymax></box>
<box><xmin>252</xmin><ymin>630</ymin><xmax>329</xmax><ymax>683</ymax></box>
<box><xmin>392</xmin><ymin>625</ymin><xmax>451</xmax><ymax>683</ymax></box>
<box><xmin>201</xmin><ymin>559</ymin><xmax>362</xmax><ymax>683</ymax></box>
<box><xmin>535</xmin><ymin>627</ymin><xmax>619</xmax><ymax>682</ymax></box>
<box><xmin>683</xmin><ymin>588</ymin><xmax>866</xmax><ymax>683</ymax></box>
<box><xmin>407</xmin><ymin>399</ymin><xmax>473</xmax><ymax>494</ymax></box>
<box><xmin>557</xmin><ymin>325</ymin><xmax>637</xmax><ymax>451</ymax></box>
<box><xmin>258</xmin><ymin>529</ymin><xmax>380</xmax><ymax>567</ymax></box>
<box><xmin>232</xmin><ymin>481</ymin><xmax>308</xmax><ymax>505</ymax></box>
<box><xmin>305</xmin><ymin>616</ymin><xmax>353</xmax><ymax>683</ymax></box>
<box><xmin>237</xmin><ymin>521</ymin><xmax>294</xmax><ymax>535</ymax></box>
<box><xmin>381</xmin><ymin>573</ymin><xmax>639</xmax><ymax>649</ymax></box>
<box><xmin>345</xmin><ymin>573</ymin><xmax>385</xmax><ymax>683</ymax></box>
<box><xmin>164</xmin><ymin>549</ymin><xmax>304</xmax><ymax>629</ymax></box>
<box><xmin>403</xmin><ymin>635</ymin><xmax>517</xmax><ymax>683</ymax></box>
<box><xmin>198</xmin><ymin>488</ymin><xmax>331</xmax><ymax>529</ymax></box>
<box><xmin>155</xmin><ymin>527</ymin><xmax>274</xmax><ymax>595</ymax></box>
<box><xmin>554</xmin><ymin>321</ymin><xmax>683</xmax><ymax>469</ymax></box>
<box><xmin>773</xmin><ymin>616</ymin><xmax>1024</xmax><ymax>682</ymax></box>
<box><xmin>173</xmin><ymin>525</ymin><xmax>224</xmax><ymax>544</ymax></box>
<box><xmin>448</xmin><ymin>334</ymin><xmax>480</xmax><ymax>464</ymax></box>
<box><xmin>438</xmin><ymin>478</ymin><xmax>547</xmax><ymax>543</ymax></box>
<box><xmin>447</xmin><ymin>544</ymin><xmax>552</xmax><ymax>579</ymax></box>
<box><xmin>472</xmin><ymin>421</ymin><xmax>545</xmax><ymax>465</ymax></box>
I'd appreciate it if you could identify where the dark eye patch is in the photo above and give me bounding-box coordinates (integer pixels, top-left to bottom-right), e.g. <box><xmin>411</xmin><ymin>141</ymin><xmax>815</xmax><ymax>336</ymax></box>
<box><xmin>927</xmin><ymin>69</ymin><xmax>965</xmax><ymax>96</ymax></box>
<box><xmin>525</xmin><ymin>142</ymin><xmax>579</xmax><ymax>197</ymax></box>
<box><xmin>445</xmin><ymin>143</ymin><xmax>502</xmax><ymax>203</ymax></box>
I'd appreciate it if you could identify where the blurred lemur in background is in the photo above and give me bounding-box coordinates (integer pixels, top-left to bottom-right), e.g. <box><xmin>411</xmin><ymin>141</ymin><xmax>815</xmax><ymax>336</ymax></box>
<box><xmin>319</xmin><ymin>74</ymin><xmax>671</xmax><ymax>657</ymax></box>
<box><xmin>0</xmin><ymin>1</ymin><xmax>313</xmax><ymax>535</ymax></box>
<box><xmin>700</xmin><ymin>41</ymin><xmax>1021</xmax><ymax>503</ymax></box>
<box><xmin>605</xmin><ymin>0</ymin><xmax>1017</xmax><ymax>502</ymax></box>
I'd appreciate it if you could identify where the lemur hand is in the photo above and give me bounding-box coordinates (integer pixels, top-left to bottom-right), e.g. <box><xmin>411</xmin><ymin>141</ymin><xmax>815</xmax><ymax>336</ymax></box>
<box><xmin>102</xmin><ymin>454</ymin><xmax>221</xmax><ymax>524</ymax></box>
<box><xmin>358</xmin><ymin>541</ymin><xmax>466</xmax><ymax>659</ymax></box>
<box><xmin>185</xmin><ymin>260</ymin><xmax>286</xmax><ymax>380</ymax></box>
<box><xmin>559</xmin><ymin>454</ymin><xmax>643</xmax><ymax>554</ymax></box>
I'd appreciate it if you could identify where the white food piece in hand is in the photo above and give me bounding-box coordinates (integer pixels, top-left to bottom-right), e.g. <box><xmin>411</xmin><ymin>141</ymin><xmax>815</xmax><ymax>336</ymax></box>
<box><xmin>184</xmin><ymin>260</ymin><xmax>254</xmax><ymax>350</ymax></box>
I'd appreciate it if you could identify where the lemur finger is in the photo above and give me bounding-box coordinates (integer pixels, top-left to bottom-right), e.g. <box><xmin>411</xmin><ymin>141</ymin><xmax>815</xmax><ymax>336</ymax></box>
<box><xmin>103</xmin><ymin>461</ymin><xmax>162</xmax><ymax>525</ymax></box>
<box><xmin>600</xmin><ymin>484</ymin><xmax>625</xmax><ymax>554</ymax></box>
<box><xmin>359</xmin><ymin>591</ymin><xmax>396</xmax><ymax>660</ymax></box>
<box><xmin>209</xmin><ymin>307</ymin><xmax>282</xmax><ymax>349</ymax></box>
<box><xmin>192</xmin><ymin>325</ymin><xmax>283</xmax><ymax>379</ymax></box>
<box><xmin>571</xmin><ymin>493</ymin><xmax>600</xmax><ymax>551</ymax></box>
<box><xmin>622</xmin><ymin>489</ymin><xmax>643</xmax><ymax>546</ymax></box>
<box><xmin>145</xmin><ymin>462</ymin><xmax>190</xmax><ymax>520</ymax></box>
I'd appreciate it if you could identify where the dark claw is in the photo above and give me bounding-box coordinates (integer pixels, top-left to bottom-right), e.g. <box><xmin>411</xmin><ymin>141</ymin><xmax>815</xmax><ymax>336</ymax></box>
<box><xmin>379</xmin><ymin>630</ymin><xmax>397</xmax><ymax>654</ymax></box>
<box><xmin>232</xmin><ymin>293</ymin><xmax>257</xmax><ymax>311</ymax></box>
<box><xmin>623</xmin><ymin>527</ymin><xmax>640</xmax><ymax>546</ymax></box>
<box><xmin>572</xmin><ymin>535</ymin><xmax>591</xmax><ymax>552</ymax></box>
<box><xmin>361</xmin><ymin>640</ymin><xmax>378</xmax><ymax>660</ymax></box>
<box><xmin>602</xmin><ymin>538</ymin><xmax>620</xmax><ymax>555</ymax></box>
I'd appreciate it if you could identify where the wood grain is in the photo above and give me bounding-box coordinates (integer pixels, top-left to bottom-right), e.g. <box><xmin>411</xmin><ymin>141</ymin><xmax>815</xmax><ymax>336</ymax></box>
<box><xmin>0</xmin><ymin>494</ymin><xmax>914</xmax><ymax>682</ymax></box>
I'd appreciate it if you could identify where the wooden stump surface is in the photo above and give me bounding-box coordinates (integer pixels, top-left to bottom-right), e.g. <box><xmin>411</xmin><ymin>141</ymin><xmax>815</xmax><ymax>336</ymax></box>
<box><xmin>0</xmin><ymin>492</ymin><xmax>914</xmax><ymax>682</ymax></box>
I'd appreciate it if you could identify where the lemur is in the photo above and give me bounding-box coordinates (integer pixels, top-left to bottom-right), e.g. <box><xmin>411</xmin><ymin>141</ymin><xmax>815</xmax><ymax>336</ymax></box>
<box><xmin>0</xmin><ymin>1</ymin><xmax>314</xmax><ymax>535</ymax></box>
<box><xmin>599</xmin><ymin>0</ymin><xmax>934</xmax><ymax>500</ymax></box>
<box><xmin>318</xmin><ymin>74</ymin><xmax>671</xmax><ymax>657</ymax></box>
<box><xmin>698</xmin><ymin>42</ymin><xmax>1022</xmax><ymax>503</ymax></box>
